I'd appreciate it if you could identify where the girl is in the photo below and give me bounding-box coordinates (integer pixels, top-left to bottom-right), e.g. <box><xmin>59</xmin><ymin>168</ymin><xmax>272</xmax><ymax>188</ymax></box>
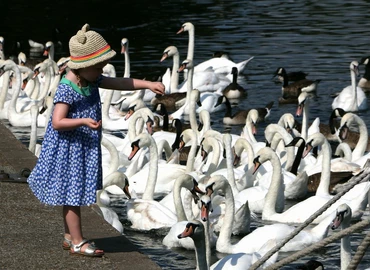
<box><xmin>27</xmin><ymin>23</ymin><xmax>165</xmax><ymax>257</ymax></box>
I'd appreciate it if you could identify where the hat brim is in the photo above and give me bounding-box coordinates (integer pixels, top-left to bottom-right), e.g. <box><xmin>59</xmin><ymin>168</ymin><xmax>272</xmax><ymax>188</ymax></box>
<box><xmin>67</xmin><ymin>50</ymin><xmax>116</xmax><ymax>69</ymax></box>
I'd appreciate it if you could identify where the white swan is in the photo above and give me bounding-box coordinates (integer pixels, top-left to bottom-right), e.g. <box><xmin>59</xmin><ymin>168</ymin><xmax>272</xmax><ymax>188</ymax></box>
<box><xmin>177</xmin><ymin>22</ymin><xmax>254</xmax><ymax>76</ymax></box>
<box><xmin>256</xmin><ymin>133</ymin><xmax>370</xmax><ymax>224</ymax></box>
<box><xmin>337</xmin><ymin>112</ymin><xmax>370</xmax><ymax>166</ymax></box>
<box><xmin>330</xmin><ymin>203</ymin><xmax>352</xmax><ymax>270</ymax></box>
<box><xmin>332</xmin><ymin>60</ymin><xmax>368</xmax><ymax>112</ymax></box>
<box><xmin>28</xmin><ymin>105</ymin><xmax>41</xmax><ymax>157</ymax></box>
<box><xmin>160</xmin><ymin>45</ymin><xmax>180</xmax><ymax>93</ymax></box>
<box><xmin>178</xmin><ymin>220</ymin><xmax>278</xmax><ymax>270</ymax></box>
<box><xmin>219</xmin><ymin>201</ymin><xmax>346</xmax><ymax>254</ymax></box>
<box><xmin>127</xmin><ymin>133</ymin><xmax>186</xmax><ymax>196</ymax></box>
<box><xmin>127</xmin><ymin>142</ymin><xmax>201</xmax><ymax>231</ymax></box>
<box><xmin>1</xmin><ymin>60</ymin><xmax>47</xmax><ymax>127</ymax></box>
<box><xmin>95</xmin><ymin>171</ymin><xmax>131</xmax><ymax>233</ymax></box>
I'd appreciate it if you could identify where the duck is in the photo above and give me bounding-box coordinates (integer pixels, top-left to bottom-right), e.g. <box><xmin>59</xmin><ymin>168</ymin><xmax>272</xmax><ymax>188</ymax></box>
<box><xmin>221</xmin><ymin>96</ymin><xmax>274</xmax><ymax>125</ymax></box>
<box><xmin>177</xmin><ymin>22</ymin><xmax>254</xmax><ymax>76</ymax></box>
<box><xmin>273</xmin><ymin>67</ymin><xmax>308</xmax><ymax>83</ymax></box>
<box><xmin>358</xmin><ymin>56</ymin><xmax>370</xmax><ymax>92</ymax></box>
<box><xmin>279</xmin><ymin>71</ymin><xmax>321</xmax><ymax>104</ymax></box>
<box><xmin>221</xmin><ymin>67</ymin><xmax>246</xmax><ymax>99</ymax></box>
<box><xmin>332</xmin><ymin>60</ymin><xmax>368</xmax><ymax>112</ymax></box>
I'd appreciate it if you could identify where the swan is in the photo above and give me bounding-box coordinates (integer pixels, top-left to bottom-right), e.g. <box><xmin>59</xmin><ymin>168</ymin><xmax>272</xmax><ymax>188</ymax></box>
<box><xmin>127</xmin><ymin>133</ymin><xmax>187</xmax><ymax>196</ymax></box>
<box><xmin>178</xmin><ymin>220</ymin><xmax>278</xmax><ymax>270</ymax></box>
<box><xmin>330</xmin><ymin>203</ymin><xmax>352</xmax><ymax>270</ymax></box>
<box><xmin>337</xmin><ymin>112</ymin><xmax>370</xmax><ymax>166</ymax></box>
<box><xmin>332</xmin><ymin>60</ymin><xmax>368</xmax><ymax>112</ymax></box>
<box><xmin>177</xmin><ymin>22</ymin><xmax>254</xmax><ymax>76</ymax></box>
<box><xmin>255</xmin><ymin>133</ymin><xmax>370</xmax><ymax>224</ymax></box>
<box><xmin>218</xmin><ymin>201</ymin><xmax>346</xmax><ymax>254</ymax></box>
<box><xmin>162</xmin><ymin>176</ymin><xmax>214</xmax><ymax>251</ymax></box>
<box><xmin>169</xmin><ymin>59</ymin><xmax>196</xmax><ymax>120</ymax></box>
<box><xmin>159</xmin><ymin>45</ymin><xmax>180</xmax><ymax>93</ymax></box>
<box><xmin>28</xmin><ymin>105</ymin><xmax>41</xmax><ymax>157</ymax></box>
<box><xmin>95</xmin><ymin>171</ymin><xmax>131</xmax><ymax>233</ymax></box>
<box><xmin>1</xmin><ymin>60</ymin><xmax>47</xmax><ymax>127</ymax></box>
<box><xmin>239</xmin><ymin>109</ymin><xmax>265</xmax><ymax>154</ymax></box>
<box><xmin>126</xmin><ymin>157</ymin><xmax>201</xmax><ymax>231</ymax></box>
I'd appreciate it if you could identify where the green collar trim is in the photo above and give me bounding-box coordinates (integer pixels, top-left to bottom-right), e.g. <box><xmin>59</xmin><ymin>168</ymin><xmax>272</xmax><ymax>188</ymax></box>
<box><xmin>59</xmin><ymin>75</ymin><xmax>92</xmax><ymax>96</ymax></box>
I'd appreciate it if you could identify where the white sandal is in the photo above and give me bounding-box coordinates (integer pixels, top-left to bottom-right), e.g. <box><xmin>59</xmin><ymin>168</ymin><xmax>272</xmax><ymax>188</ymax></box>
<box><xmin>69</xmin><ymin>239</ymin><xmax>104</xmax><ymax>257</ymax></box>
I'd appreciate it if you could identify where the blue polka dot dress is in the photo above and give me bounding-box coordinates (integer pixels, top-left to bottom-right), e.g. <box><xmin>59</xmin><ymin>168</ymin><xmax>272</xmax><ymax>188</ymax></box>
<box><xmin>28</xmin><ymin>80</ymin><xmax>103</xmax><ymax>206</ymax></box>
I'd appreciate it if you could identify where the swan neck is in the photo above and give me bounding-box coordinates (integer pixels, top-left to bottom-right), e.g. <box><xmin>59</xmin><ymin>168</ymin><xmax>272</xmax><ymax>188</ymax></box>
<box><xmin>142</xmin><ymin>138</ymin><xmax>158</xmax><ymax>200</ymax></box>
<box><xmin>316</xmin><ymin>140</ymin><xmax>331</xmax><ymax>196</ymax></box>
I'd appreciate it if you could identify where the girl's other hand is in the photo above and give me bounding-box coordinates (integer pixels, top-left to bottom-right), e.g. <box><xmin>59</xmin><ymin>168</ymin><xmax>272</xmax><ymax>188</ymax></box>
<box><xmin>85</xmin><ymin>119</ymin><xmax>102</xmax><ymax>130</ymax></box>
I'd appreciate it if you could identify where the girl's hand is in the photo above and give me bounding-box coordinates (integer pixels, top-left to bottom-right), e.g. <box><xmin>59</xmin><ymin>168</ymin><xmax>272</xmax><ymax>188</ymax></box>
<box><xmin>85</xmin><ymin>119</ymin><xmax>102</xmax><ymax>130</ymax></box>
<box><xmin>149</xmin><ymin>81</ymin><xmax>165</xmax><ymax>95</ymax></box>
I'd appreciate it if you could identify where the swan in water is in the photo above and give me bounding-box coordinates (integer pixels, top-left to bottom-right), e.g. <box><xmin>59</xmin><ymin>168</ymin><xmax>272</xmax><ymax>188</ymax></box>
<box><xmin>336</xmin><ymin>112</ymin><xmax>370</xmax><ymax>167</ymax></box>
<box><xmin>332</xmin><ymin>60</ymin><xmax>368</xmax><ymax>112</ymax></box>
<box><xmin>178</xmin><ymin>220</ymin><xmax>278</xmax><ymax>270</ymax></box>
<box><xmin>126</xmin><ymin>149</ymin><xmax>203</xmax><ymax>231</ymax></box>
<box><xmin>255</xmin><ymin>133</ymin><xmax>370</xmax><ymax>224</ymax></box>
<box><xmin>1</xmin><ymin>60</ymin><xmax>47</xmax><ymax>127</ymax></box>
<box><xmin>95</xmin><ymin>171</ymin><xmax>131</xmax><ymax>233</ymax></box>
<box><xmin>127</xmin><ymin>133</ymin><xmax>187</xmax><ymax>197</ymax></box>
<box><xmin>222</xmin><ymin>202</ymin><xmax>349</xmax><ymax>254</ymax></box>
<box><xmin>177</xmin><ymin>22</ymin><xmax>254</xmax><ymax>76</ymax></box>
<box><xmin>330</xmin><ymin>203</ymin><xmax>352</xmax><ymax>270</ymax></box>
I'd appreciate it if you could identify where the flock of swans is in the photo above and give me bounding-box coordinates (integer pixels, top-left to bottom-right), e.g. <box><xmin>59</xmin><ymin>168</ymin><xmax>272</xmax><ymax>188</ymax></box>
<box><xmin>2</xmin><ymin>21</ymin><xmax>370</xmax><ymax>269</ymax></box>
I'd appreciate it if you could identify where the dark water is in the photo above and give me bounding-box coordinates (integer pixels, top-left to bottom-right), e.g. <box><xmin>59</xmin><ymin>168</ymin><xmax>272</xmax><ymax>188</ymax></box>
<box><xmin>2</xmin><ymin>0</ymin><xmax>370</xmax><ymax>269</ymax></box>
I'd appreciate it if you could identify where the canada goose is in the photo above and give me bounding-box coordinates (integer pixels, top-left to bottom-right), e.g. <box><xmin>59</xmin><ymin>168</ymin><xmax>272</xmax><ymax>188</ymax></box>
<box><xmin>358</xmin><ymin>56</ymin><xmax>370</xmax><ymax>92</ymax></box>
<box><xmin>222</xmin><ymin>67</ymin><xmax>245</xmax><ymax>99</ymax></box>
<box><xmin>279</xmin><ymin>72</ymin><xmax>321</xmax><ymax>103</ymax></box>
<box><xmin>220</xmin><ymin>96</ymin><xmax>274</xmax><ymax>125</ymax></box>
<box><xmin>273</xmin><ymin>67</ymin><xmax>308</xmax><ymax>83</ymax></box>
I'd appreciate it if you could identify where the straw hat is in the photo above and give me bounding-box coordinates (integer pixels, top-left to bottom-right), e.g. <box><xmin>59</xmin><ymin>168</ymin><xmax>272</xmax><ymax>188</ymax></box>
<box><xmin>68</xmin><ymin>23</ymin><xmax>116</xmax><ymax>69</ymax></box>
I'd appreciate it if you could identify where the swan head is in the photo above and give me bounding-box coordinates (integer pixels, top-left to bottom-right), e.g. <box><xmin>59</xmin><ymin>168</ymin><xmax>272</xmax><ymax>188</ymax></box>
<box><xmin>128</xmin><ymin>133</ymin><xmax>154</xmax><ymax>161</ymax></box>
<box><xmin>57</xmin><ymin>57</ymin><xmax>70</xmax><ymax>73</ymax></box>
<box><xmin>278</xmin><ymin>113</ymin><xmax>295</xmax><ymax>132</ymax></box>
<box><xmin>253</xmin><ymin>147</ymin><xmax>276</xmax><ymax>174</ymax></box>
<box><xmin>330</xmin><ymin>203</ymin><xmax>352</xmax><ymax>230</ymax></box>
<box><xmin>18</xmin><ymin>52</ymin><xmax>26</xmax><ymax>66</ymax></box>
<box><xmin>121</xmin><ymin>38</ymin><xmax>129</xmax><ymax>54</ymax></box>
<box><xmin>303</xmin><ymin>132</ymin><xmax>326</xmax><ymax>158</ymax></box>
<box><xmin>176</xmin><ymin>22</ymin><xmax>194</xmax><ymax>35</ymax></box>
<box><xmin>43</xmin><ymin>41</ymin><xmax>54</xmax><ymax>57</ymax></box>
<box><xmin>177</xmin><ymin>220</ymin><xmax>204</xmax><ymax>241</ymax></box>
<box><xmin>350</xmin><ymin>60</ymin><xmax>360</xmax><ymax>77</ymax></box>
<box><xmin>161</xmin><ymin>46</ymin><xmax>178</xmax><ymax>62</ymax></box>
<box><xmin>199</xmin><ymin>195</ymin><xmax>213</xmax><ymax>222</ymax></box>
<box><xmin>337</xmin><ymin>113</ymin><xmax>360</xmax><ymax>141</ymax></box>
<box><xmin>124</xmin><ymin>99</ymin><xmax>146</xmax><ymax>120</ymax></box>
<box><xmin>296</xmin><ymin>91</ymin><xmax>309</xmax><ymax>117</ymax></box>
<box><xmin>178</xmin><ymin>59</ymin><xmax>193</xmax><ymax>73</ymax></box>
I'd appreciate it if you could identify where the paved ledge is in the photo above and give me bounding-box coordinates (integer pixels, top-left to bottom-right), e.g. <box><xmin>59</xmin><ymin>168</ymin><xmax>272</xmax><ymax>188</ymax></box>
<box><xmin>0</xmin><ymin>121</ymin><xmax>161</xmax><ymax>270</ymax></box>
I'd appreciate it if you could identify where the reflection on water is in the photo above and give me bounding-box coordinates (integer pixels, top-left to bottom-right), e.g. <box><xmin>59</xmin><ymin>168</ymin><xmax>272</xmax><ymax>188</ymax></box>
<box><xmin>3</xmin><ymin>0</ymin><xmax>370</xmax><ymax>269</ymax></box>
